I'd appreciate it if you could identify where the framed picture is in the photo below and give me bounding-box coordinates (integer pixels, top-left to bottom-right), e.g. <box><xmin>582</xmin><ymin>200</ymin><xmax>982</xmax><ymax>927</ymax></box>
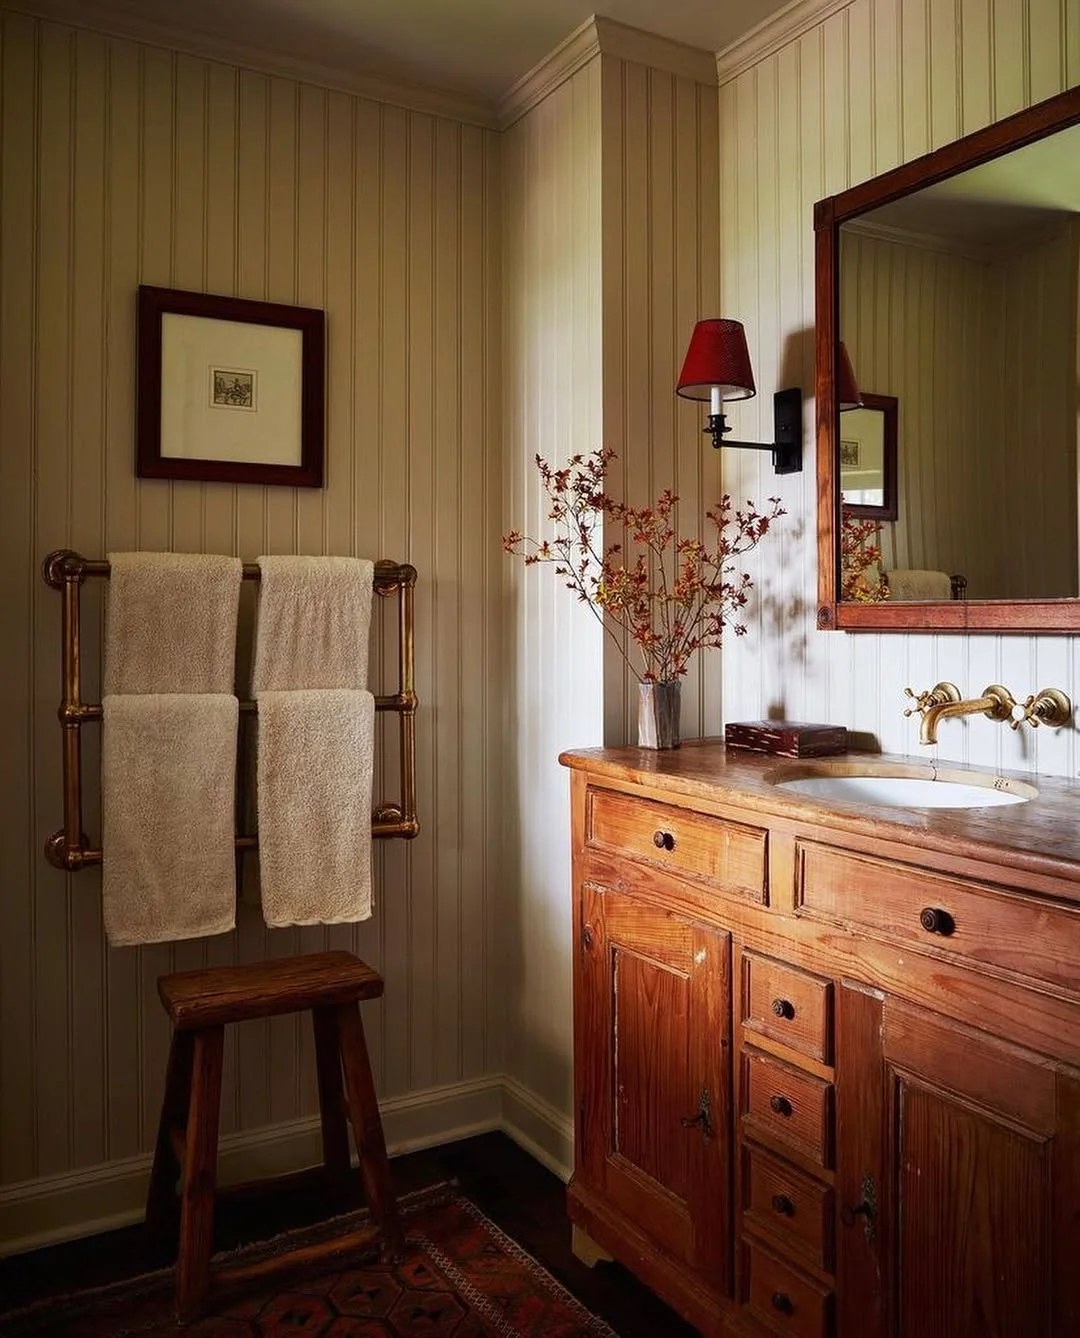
<box><xmin>839</xmin><ymin>391</ymin><xmax>898</xmax><ymax>522</ymax></box>
<box><xmin>136</xmin><ymin>286</ymin><xmax>325</xmax><ymax>487</ymax></box>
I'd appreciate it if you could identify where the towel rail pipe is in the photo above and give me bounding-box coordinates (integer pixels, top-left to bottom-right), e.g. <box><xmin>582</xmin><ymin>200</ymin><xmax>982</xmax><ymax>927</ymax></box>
<box><xmin>42</xmin><ymin>549</ymin><xmax>419</xmax><ymax>872</ymax></box>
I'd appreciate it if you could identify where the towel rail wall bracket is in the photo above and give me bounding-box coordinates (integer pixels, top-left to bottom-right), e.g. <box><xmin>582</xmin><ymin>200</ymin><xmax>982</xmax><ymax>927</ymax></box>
<box><xmin>42</xmin><ymin>549</ymin><xmax>419</xmax><ymax>872</ymax></box>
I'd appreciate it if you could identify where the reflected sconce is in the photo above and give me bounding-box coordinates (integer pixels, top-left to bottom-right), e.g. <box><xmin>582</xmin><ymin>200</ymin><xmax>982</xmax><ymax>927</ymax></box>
<box><xmin>837</xmin><ymin>341</ymin><xmax>863</xmax><ymax>411</ymax></box>
<box><xmin>675</xmin><ymin>318</ymin><xmax>804</xmax><ymax>475</ymax></box>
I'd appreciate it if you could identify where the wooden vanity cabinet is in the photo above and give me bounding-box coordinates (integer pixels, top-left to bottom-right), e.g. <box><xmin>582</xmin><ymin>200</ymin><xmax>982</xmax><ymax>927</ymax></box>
<box><xmin>562</xmin><ymin>747</ymin><xmax>1080</xmax><ymax>1338</ymax></box>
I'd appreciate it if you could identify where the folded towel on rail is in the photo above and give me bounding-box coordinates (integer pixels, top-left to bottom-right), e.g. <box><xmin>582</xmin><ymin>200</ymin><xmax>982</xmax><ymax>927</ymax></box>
<box><xmin>104</xmin><ymin>552</ymin><xmax>242</xmax><ymax>694</ymax></box>
<box><xmin>251</xmin><ymin>556</ymin><xmax>374</xmax><ymax>692</ymax></box>
<box><xmin>101</xmin><ymin>694</ymin><xmax>238</xmax><ymax>946</ymax></box>
<box><xmin>255</xmin><ymin>689</ymin><xmax>375</xmax><ymax>927</ymax></box>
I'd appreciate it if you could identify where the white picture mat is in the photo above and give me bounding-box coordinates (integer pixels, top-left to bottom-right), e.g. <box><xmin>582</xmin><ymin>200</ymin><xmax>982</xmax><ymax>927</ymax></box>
<box><xmin>839</xmin><ymin>405</ymin><xmax>886</xmax><ymax>505</ymax></box>
<box><xmin>159</xmin><ymin>313</ymin><xmax>303</xmax><ymax>466</ymax></box>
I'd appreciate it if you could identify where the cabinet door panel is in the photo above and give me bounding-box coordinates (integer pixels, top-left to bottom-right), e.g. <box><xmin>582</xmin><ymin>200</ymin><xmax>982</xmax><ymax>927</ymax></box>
<box><xmin>578</xmin><ymin>881</ymin><xmax>732</xmax><ymax>1289</ymax></box>
<box><xmin>896</xmin><ymin>1078</ymin><xmax>1049</xmax><ymax>1336</ymax></box>
<box><xmin>836</xmin><ymin>986</ymin><xmax>1080</xmax><ymax>1338</ymax></box>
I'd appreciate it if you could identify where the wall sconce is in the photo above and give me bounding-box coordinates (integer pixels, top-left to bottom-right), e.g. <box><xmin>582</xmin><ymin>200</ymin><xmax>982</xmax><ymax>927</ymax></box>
<box><xmin>837</xmin><ymin>341</ymin><xmax>863</xmax><ymax>410</ymax></box>
<box><xmin>675</xmin><ymin>318</ymin><xmax>804</xmax><ymax>475</ymax></box>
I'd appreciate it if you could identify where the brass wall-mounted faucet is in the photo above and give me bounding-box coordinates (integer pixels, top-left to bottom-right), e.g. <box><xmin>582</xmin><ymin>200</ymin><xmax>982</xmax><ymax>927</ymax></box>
<box><xmin>904</xmin><ymin>682</ymin><xmax>1072</xmax><ymax>745</ymax></box>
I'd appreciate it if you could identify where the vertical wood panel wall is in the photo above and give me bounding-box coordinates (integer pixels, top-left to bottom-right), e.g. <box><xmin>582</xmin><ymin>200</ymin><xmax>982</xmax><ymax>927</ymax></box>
<box><xmin>719</xmin><ymin>0</ymin><xmax>1080</xmax><ymax>779</ymax></box>
<box><xmin>599</xmin><ymin>54</ymin><xmax>722</xmax><ymax>746</ymax></box>
<box><xmin>0</xmin><ymin>10</ymin><xmax>502</xmax><ymax>1224</ymax></box>
<box><xmin>501</xmin><ymin>57</ymin><xmax>606</xmax><ymax>1123</ymax></box>
<box><xmin>840</xmin><ymin>227</ymin><xmax>1001</xmax><ymax>592</ymax></box>
<box><xmin>841</xmin><ymin>223</ymin><xmax>1078</xmax><ymax>600</ymax></box>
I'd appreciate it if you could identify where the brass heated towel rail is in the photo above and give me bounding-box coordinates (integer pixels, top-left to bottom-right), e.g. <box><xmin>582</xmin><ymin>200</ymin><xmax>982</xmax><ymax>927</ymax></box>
<box><xmin>42</xmin><ymin>549</ymin><xmax>419</xmax><ymax>872</ymax></box>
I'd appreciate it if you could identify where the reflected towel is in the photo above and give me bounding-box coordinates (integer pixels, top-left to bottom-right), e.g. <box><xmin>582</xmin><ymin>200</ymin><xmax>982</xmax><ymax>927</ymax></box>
<box><xmin>101</xmin><ymin>694</ymin><xmax>238</xmax><ymax>947</ymax></box>
<box><xmin>885</xmin><ymin>569</ymin><xmax>952</xmax><ymax>601</ymax></box>
<box><xmin>255</xmin><ymin>689</ymin><xmax>374</xmax><ymax>927</ymax></box>
<box><xmin>251</xmin><ymin>556</ymin><xmax>374</xmax><ymax>692</ymax></box>
<box><xmin>105</xmin><ymin>552</ymin><xmax>242</xmax><ymax>694</ymax></box>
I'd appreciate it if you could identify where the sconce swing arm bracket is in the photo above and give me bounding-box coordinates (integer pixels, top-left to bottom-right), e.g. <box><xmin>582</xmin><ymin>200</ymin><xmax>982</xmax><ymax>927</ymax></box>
<box><xmin>705</xmin><ymin>387</ymin><xmax>803</xmax><ymax>476</ymax></box>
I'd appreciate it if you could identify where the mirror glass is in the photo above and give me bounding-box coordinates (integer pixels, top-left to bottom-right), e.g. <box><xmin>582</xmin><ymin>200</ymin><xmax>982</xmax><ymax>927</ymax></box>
<box><xmin>837</xmin><ymin>123</ymin><xmax>1080</xmax><ymax>603</ymax></box>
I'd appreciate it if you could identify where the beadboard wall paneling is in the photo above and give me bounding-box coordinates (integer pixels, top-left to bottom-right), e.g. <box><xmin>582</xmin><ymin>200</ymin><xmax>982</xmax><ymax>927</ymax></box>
<box><xmin>718</xmin><ymin>0</ymin><xmax>1080</xmax><ymax>779</ymax></box>
<box><xmin>841</xmin><ymin>223</ymin><xmax>1078</xmax><ymax>600</ymax></box>
<box><xmin>840</xmin><ymin>228</ymin><xmax>1000</xmax><ymax>593</ymax></box>
<box><xmin>0</xmin><ymin>12</ymin><xmax>503</xmax><ymax>1205</ymax></box>
<box><xmin>501</xmin><ymin>55</ymin><xmax>605</xmax><ymax>1119</ymax></box>
<box><xmin>989</xmin><ymin>222</ymin><xmax>1079</xmax><ymax>599</ymax></box>
<box><xmin>599</xmin><ymin>54</ymin><xmax>722</xmax><ymax>746</ymax></box>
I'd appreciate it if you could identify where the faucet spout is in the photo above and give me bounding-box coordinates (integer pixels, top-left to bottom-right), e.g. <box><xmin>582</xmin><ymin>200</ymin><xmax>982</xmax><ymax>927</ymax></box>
<box><xmin>919</xmin><ymin>684</ymin><xmax>1015</xmax><ymax>745</ymax></box>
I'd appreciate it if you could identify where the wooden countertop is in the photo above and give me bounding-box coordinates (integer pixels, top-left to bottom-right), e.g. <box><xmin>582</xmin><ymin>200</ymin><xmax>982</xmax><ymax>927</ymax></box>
<box><xmin>560</xmin><ymin>738</ymin><xmax>1080</xmax><ymax>896</ymax></box>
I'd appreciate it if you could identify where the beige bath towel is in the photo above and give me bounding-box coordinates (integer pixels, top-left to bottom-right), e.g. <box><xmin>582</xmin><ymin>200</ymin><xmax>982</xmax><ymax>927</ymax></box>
<box><xmin>105</xmin><ymin>552</ymin><xmax>242</xmax><ymax>694</ymax></box>
<box><xmin>251</xmin><ymin>556</ymin><xmax>374</xmax><ymax>692</ymax></box>
<box><xmin>101</xmin><ymin>694</ymin><xmax>238</xmax><ymax>946</ymax></box>
<box><xmin>255</xmin><ymin>689</ymin><xmax>375</xmax><ymax>927</ymax></box>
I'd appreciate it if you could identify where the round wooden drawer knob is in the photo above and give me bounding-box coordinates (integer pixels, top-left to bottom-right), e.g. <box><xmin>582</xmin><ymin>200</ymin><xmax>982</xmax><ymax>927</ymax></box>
<box><xmin>771</xmin><ymin>1292</ymin><xmax>795</xmax><ymax>1316</ymax></box>
<box><xmin>771</xmin><ymin>1193</ymin><xmax>795</xmax><ymax>1217</ymax></box>
<box><xmin>919</xmin><ymin>906</ymin><xmax>955</xmax><ymax>936</ymax></box>
<box><xmin>769</xmin><ymin>1095</ymin><xmax>793</xmax><ymax>1117</ymax></box>
<box><xmin>771</xmin><ymin>998</ymin><xmax>795</xmax><ymax>1019</ymax></box>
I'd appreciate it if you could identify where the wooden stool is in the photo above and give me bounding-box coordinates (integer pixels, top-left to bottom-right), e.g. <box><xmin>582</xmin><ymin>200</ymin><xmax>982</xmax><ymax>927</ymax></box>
<box><xmin>146</xmin><ymin>950</ymin><xmax>403</xmax><ymax>1322</ymax></box>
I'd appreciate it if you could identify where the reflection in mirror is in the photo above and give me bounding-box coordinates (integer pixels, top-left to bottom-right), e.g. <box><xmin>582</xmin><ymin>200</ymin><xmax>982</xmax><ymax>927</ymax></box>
<box><xmin>838</xmin><ymin>124</ymin><xmax>1080</xmax><ymax>603</ymax></box>
<box><xmin>839</xmin><ymin>392</ymin><xmax>897</xmax><ymax>520</ymax></box>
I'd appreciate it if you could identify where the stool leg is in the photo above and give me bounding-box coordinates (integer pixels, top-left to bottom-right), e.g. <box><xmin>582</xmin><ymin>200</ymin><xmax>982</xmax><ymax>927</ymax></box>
<box><xmin>146</xmin><ymin>1029</ymin><xmax>194</xmax><ymax>1246</ymax></box>
<box><xmin>312</xmin><ymin>1004</ymin><xmax>351</xmax><ymax>1203</ymax></box>
<box><xmin>176</xmin><ymin>1025</ymin><xmax>224</xmax><ymax>1323</ymax></box>
<box><xmin>337</xmin><ymin>1001</ymin><xmax>403</xmax><ymax>1257</ymax></box>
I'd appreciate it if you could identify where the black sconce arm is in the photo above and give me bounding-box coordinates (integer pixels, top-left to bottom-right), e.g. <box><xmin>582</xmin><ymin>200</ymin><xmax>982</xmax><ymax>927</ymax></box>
<box><xmin>705</xmin><ymin>387</ymin><xmax>803</xmax><ymax>475</ymax></box>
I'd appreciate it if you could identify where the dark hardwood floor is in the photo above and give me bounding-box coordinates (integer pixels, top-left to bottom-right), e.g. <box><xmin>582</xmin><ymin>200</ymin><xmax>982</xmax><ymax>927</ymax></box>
<box><xmin>0</xmin><ymin>1131</ymin><xmax>698</xmax><ymax>1336</ymax></box>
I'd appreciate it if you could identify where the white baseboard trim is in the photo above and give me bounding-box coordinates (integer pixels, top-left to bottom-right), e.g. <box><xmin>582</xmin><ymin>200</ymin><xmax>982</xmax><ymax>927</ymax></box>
<box><xmin>0</xmin><ymin>1075</ymin><xmax>568</xmax><ymax>1257</ymax></box>
<box><xmin>500</xmin><ymin>1077</ymin><xmax>573</xmax><ymax>1183</ymax></box>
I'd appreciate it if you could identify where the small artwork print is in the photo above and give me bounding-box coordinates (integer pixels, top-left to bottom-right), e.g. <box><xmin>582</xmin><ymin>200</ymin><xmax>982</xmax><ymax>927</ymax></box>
<box><xmin>210</xmin><ymin>366</ymin><xmax>257</xmax><ymax>411</ymax></box>
<box><xmin>840</xmin><ymin>439</ymin><xmax>860</xmax><ymax>467</ymax></box>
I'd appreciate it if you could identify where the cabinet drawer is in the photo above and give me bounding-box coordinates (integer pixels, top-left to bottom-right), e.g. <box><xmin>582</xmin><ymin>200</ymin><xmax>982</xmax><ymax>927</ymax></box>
<box><xmin>743</xmin><ymin>1144</ymin><xmax>834</xmax><ymax>1272</ymax></box>
<box><xmin>744</xmin><ymin>1239</ymin><xmax>833</xmax><ymax>1338</ymax></box>
<box><xmin>796</xmin><ymin>841</ymin><xmax>1080</xmax><ymax>994</ymax></box>
<box><xmin>742</xmin><ymin>953</ymin><xmax>833</xmax><ymax>1063</ymax></box>
<box><xmin>586</xmin><ymin>786</ymin><xmax>768</xmax><ymax>902</ymax></box>
<box><xmin>742</xmin><ymin>1049</ymin><xmax>834</xmax><ymax>1168</ymax></box>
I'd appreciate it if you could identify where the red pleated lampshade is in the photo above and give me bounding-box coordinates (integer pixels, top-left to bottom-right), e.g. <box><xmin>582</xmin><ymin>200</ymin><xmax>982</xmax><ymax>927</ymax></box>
<box><xmin>676</xmin><ymin>319</ymin><xmax>756</xmax><ymax>402</ymax></box>
<box><xmin>837</xmin><ymin>342</ymin><xmax>863</xmax><ymax>410</ymax></box>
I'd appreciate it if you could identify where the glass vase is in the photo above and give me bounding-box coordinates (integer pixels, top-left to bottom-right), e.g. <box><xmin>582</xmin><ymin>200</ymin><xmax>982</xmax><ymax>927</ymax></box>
<box><xmin>638</xmin><ymin>680</ymin><xmax>681</xmax><ymax>749</ymax></box>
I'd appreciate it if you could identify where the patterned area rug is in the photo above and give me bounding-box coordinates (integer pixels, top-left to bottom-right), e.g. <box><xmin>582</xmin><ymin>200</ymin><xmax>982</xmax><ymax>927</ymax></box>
<box><xmin>0</xmin><ymin>1186</ymin><xmax>618</xmax><ymax>1337</ymax></box>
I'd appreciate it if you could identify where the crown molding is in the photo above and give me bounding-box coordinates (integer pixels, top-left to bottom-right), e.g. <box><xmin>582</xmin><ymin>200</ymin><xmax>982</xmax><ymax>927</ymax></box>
<box><xmin>497</xmin><ymin>15</ymin><xmax>601</xmax><ymax>128</ymax></box>
<box><xmin>499</xmin><ymin>13</ymin><xmax>717</xmax><ymax>130</ymax></box>
<box><xmin>592</xmin><ymin>16</ymin><xmax>719</xmax><ymax>87</ymax></box>
<box><xmin>3</xmin><ymin>0</ymin><xmax>499</xmax><ymax>128</ymax></box>
<box><xmin>715</xmin><ymin>0</ymin><xmax>852</xmax><ymax>86</ymax></box>
<box><xmin>844</xmin><ymin>213</ymin><xmax>1074</xmax><ymax>264</ymax></box>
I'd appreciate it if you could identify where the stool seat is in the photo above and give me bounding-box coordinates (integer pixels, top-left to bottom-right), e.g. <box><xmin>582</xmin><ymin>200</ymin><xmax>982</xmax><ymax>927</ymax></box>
<box><xmin>159</xmin><ymin>950</ymin><xmax>383</xmax><ymax>1028</ymax></box>
<box><xmin>147</xmin><ymin>949</ymin><xmax>401</xmax><ymax>1322</ymax></box>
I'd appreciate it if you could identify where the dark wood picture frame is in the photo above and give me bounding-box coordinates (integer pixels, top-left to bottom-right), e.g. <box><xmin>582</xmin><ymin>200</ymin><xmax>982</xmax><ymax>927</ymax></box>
<box><xmin>814</xmin><ymin>83</ymin><xmax>1080</xmax><ymax>634</ymax></box>
<box><xmin>136</xmin><ymin>286</ymin><xmax>325</xmax><ymax>488</ymax></box>
<box><xmin>840</xmin><ymin>392</ymin><xmax>898</xmax><ymax>523</ymax></box>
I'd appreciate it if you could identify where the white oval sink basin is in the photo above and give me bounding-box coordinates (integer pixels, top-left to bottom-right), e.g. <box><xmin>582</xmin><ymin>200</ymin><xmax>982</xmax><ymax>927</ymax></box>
<box><xmin>769</xmin><ymin>764</ymin><xmax>1038</xmax><ymax>809</ymax></box>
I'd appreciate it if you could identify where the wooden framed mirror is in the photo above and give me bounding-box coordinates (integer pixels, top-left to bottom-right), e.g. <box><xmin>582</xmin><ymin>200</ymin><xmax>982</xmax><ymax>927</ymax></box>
<box><xmin>815</xmin><ymin>84</ymin><xmax>1080</xmax><ymax>633</ymax></box>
